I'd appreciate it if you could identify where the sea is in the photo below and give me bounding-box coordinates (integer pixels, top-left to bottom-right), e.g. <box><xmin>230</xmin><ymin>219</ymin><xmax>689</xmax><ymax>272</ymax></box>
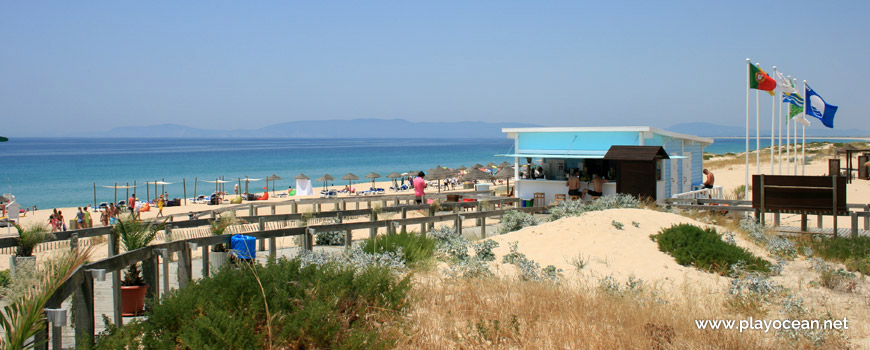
<box><xmin>1</xmin><ymin>137</ymin><xmax>866</xmax><ymax>209</ymax></box>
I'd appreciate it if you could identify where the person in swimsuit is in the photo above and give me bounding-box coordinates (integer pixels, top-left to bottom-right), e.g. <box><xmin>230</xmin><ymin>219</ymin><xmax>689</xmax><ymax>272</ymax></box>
<box><xmin>566</xmin><ymin>169</ymin><xmax>582</xmax><ymax>197</ymax></box>
<box><xmin>702</xmin><ymin>169</ymin><xmax>715</xmax><ymax>189</ymax></box>
<box><xmin>583</xmin><ymin>174</ymin><xmax>609</xmax><ymax>200</ymax></box>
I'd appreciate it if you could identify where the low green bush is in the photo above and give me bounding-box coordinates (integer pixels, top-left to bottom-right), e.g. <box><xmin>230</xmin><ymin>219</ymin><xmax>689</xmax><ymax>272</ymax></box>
<box><xmin>499</xmin><ymin>210</ymin><xmax>539</xmax><ymax>234</ymax></box>
<box><xmin>361</xmin><ymin>231</ymin><xmax>436</xmax><ymax>267</ymax></box>
<box><xmin>651</xmin><ymin>224</ymin><xmax>770</xmax><ymax>275</ymax></box>
<box><xmin>0</xmin><ymin>270</ymin><xmax>9</xmax><ymax>289</ymax></box>
<box><xmin>800</xmin><ymin>235</ymin><xmax>870</xmax><ymax>274</ymax></box>
<box><xmin>89</xmin><ymin>258</ymin><xmax>410</xmax><ymax>349</ymax></box>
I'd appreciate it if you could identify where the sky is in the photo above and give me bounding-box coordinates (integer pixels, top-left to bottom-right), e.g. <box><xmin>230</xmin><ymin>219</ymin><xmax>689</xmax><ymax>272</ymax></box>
<box><xmin>2</xmin><ymin>1</ymin><xmax>868</xmax><ymax>137</ymax></box>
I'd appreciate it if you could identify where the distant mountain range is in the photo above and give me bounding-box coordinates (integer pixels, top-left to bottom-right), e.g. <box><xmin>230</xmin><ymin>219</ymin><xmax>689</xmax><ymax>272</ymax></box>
<box><xmin>95</xmin><ymin>119</ymin><xmax>867</xmax><ymax>139</ymax></box>
<box><xmin>667</xmin><ymin>122</ymin><xmax>870</xmax><ymax>138</ymax></box>
<box><xmin>99</xmin><ymin>118</ymin><xmax>539</xmax><ymax>138</ymax></box>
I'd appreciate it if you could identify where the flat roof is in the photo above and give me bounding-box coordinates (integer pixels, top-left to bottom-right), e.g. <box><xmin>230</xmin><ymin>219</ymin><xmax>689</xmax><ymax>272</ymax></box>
<box><xmin>501</xmin><ymin>126</ymin><xmax>714</xmax><ymax>145</ymax></box>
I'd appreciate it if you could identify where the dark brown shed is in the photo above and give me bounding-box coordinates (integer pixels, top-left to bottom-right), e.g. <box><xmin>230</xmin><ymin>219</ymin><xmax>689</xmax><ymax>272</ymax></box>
<box><xmin>603</xmin><ymin>146</ymin><xmax>669</xmax><ymax>200</ymax></box>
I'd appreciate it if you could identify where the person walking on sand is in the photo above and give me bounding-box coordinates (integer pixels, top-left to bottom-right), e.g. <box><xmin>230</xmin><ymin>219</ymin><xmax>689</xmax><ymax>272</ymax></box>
<box><xmin>156</xmin><ymin>194</ymin><xmax>165</xmax><ymax>217</ymax></box>
<box><xmin>702</xmin><ymin>169</ymin><xmax>715</xmax><ymax>189</ymax></box>
<box><xmin>100</xmin><ymin>206</ymin><xmax>109</xmax><ymax>226</ymax></box>
<box><xmin>76</xmin><ymin>207</ymin><xmax>84</xmax><ymax>229</ymax></box>
<box><xmin>128</xmin><ymin>193</ymin><xmax>136</xmax><ymax>214</ymax></box>
<box><xmin>83</xmin><ymin>206</ymin><xmax>92</xmax><ymax>228</ymax></box>
<box><xmin>413</xmin><ymin>171</ymin><xmax>427</xmax><ymax>204</ymax></box>
<box><xmin>582</xmin><ymin>174</ymin><xmax>609</xmax><ymax>200</ymax></box>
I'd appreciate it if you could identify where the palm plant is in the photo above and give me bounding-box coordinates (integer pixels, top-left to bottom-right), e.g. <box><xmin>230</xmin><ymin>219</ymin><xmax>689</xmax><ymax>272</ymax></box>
<box><xmin>210</xmin><ymin>213</ymin><xmax>242</xmax><ymax>252</ymax></box>
<box><xmin>113</xmin><ymin>214</ymin><xmax>158</xmax><ymax>286</ymax></box>
<box><xmin>12</xmin><ymin>224</ymin><xmax>55</xmax><ymax>257</ymax></box>
<box><xmin>0</xmin><ymin>247</ymin><xmax>92</xmax><ymax>350</ymax></box>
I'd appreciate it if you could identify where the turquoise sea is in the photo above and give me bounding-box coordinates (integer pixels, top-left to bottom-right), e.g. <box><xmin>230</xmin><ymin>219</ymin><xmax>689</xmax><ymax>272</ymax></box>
<box><xmin>1</xmin><ymin>137</ymin><xmax>864</xmax><ymax>209</ymax></box>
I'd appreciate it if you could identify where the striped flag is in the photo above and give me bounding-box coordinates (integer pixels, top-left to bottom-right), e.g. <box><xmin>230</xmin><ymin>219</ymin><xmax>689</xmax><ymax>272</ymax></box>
<box><xmin>783</xmin><ymin>92</ymin><xmax>804</xmax><ymax>118</ymax></box>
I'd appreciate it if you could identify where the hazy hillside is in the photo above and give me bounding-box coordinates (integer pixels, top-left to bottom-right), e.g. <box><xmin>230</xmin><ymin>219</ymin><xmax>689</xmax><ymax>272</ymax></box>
<box><xmin>102</xmin><ymin>119</ymin><xmax>538</xmax><ymax>138</ymax></box>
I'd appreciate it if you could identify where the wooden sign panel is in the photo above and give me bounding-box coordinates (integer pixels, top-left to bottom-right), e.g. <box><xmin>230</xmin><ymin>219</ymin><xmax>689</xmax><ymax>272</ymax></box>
<box><xmin>752</xmin><ymin>175</ymin><xmax>847</xmax><ymax>215</ymax></box>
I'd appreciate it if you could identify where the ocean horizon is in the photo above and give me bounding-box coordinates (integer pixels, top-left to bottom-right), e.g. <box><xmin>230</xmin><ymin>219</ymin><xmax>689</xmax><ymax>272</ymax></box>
<box><xmin>1</xmin><ymin>136</ymin><xmax>865</xmax><ymax>209</ymax></box>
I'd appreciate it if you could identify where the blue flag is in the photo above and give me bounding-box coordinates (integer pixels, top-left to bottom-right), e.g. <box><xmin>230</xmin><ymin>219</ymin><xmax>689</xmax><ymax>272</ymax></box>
<box><xmin>804</xmin><ymin>84</ymin><xmax>837</xmax><ymax>128</ymax></box>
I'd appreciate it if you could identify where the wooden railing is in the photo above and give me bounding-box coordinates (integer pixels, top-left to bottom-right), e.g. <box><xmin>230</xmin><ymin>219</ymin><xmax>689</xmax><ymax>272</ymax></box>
<box><xmin>34</xmin><ymin>196</ymin><xmax>538</xmax><ymax>349</ymax></box>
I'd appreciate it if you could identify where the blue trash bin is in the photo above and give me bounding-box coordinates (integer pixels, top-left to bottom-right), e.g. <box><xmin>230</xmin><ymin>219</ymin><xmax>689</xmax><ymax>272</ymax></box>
<box><xmin>231</xmin><ymin>234</ymin><xmax>256</xmax><ymax>260</ymax></box>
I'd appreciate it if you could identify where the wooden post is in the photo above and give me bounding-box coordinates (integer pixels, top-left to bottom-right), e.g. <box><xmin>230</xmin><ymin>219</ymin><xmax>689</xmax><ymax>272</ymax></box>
<box><xmin>801</xmin><ymin>213</ymin><xmax>808</xmax><ymax>232</ymax></box>
<box><xmin>305</xmin><ymin>228</ymin><xmax>314</xmax><ymax>251</ymax></box>
<box><xmin>456</xmin><ymin>215</ymin><xmax>464</xmax><ymax>235</ymax></box>
<box><xmin>202</xmin><ymin>245</ymin><xmax>210</xmax><ymax>278</ymax></box>
<box><xmin>759</xmin><ymin>175</ymin><xmax>765</xmax><ymax>226</ymax></box>
<box><xmin>194</xmin><ymin>177</ymin><xmax>198</xmax><ymax>200</ymax></box>
<box><xmin>93</xmin><ymin>182</ymin><xmax>97</xmax><ymax>209</ymax></box>
<box><xmin>851</xmin><ymin>212</ymin><xmax>858</xmax><ymax>238</ymax></box>
<box><xmin>341</xmin><ymin>199</ymin><xmax>346</xmax><ymax>211</ymax></box>
<box><xmin>162</xmin><ymin>251</ymin><xmax>170</xmax><ymax>295</ymax></box>
<box><xmin>249</xmin><ymin>204</ymin><xmax>255</xmax><ymax>217</ymax></box>
<box><xmin>401</xmin><ymin>207</ymin><xmax>407</xmax><ymax>233</ymax></box>
<box><xmin>271</xmin><ymin>205</ymin><xmax>276</xmax><ymax>215</ymax></box>
<box><xmin>817</xmin><ymin>215</ymin><xmax>823</xmax><ymax>229</ymax></box>
<box><xmin>143</xmin><ymin>255</ymin><xmax>158</xmax><ymax>301</ymax></box>
<box><xmin>70</xmin><ymin>233</ymin><xmax>78</xmax><ymax>252</ymax></box>
<box><xmin>334</xmin><ymin>201</ymin><xmax>340</xmax><ymax>211</ymax></box>
<box><xmin>291</xmin><ymin>201</ymin><xmax>298</xmax><ymax>214</ymax></box>
<box><xmin>108</xmin><ymin>233</ymin><xmax>122</xmax><ymax>326</ymax></box>
<box><xmin>183</xmin><ymin>178</ymin><xmax>187</xmax><ymax>206</ymax></box>
<box><xmin>74</xmin><ymin>273</ymin><xmax>95</xmax><ymax>347</ymax></box>
<box><xmin>178</xmin><ymin>244</ymin><xmax>192</xmax><ymax>289</ymax></box>
<box><xmin>369</xmin><ymin>213</ymin><xmax>377</xmax><ymax>241</ymax></box>
<box><xmin>316</xmin><ymin>203</ymin><xmax>322</xmax><ymax>213</ymax></box>
<box><xmin>774</xmin><ymin>212</ymin><xmax>780</xmax><ymax>227</ymax></box>
<box><xmin>345</xmin><ymin>229</ymin><xmax>353</xmax><ymax>248</ymax></box>
<box><xmin>269</xmin><ymin>234</ymin><xmax>277</xmax><ymax>259</ymax></box>
<box><xmin>832</xmin><ymin>175</ymin><xmax>838</xmax><ymax>238</ymax></box>
<box><xmin>864</xmin><ymin>205</ymin><xmax>870</xmax><ymax>230</ymax></box>
<box><xmin>481</xmin><ymin>216</ymin><xmax>487</xmax><ymax>239</ymax></box>
<box><xmin>258</xmin><ymin>218</ymin><xmax>266</xmax><ymax>251</ymax></box>
<box><xmin>355</xmin><ymin>201</ymin><xmax>360</xmax><ymax>210</ymax></box>
<box><xmin>114</xmin><ymin>182</ymin><xmax>118</xmax><ymax>206</ymax></box>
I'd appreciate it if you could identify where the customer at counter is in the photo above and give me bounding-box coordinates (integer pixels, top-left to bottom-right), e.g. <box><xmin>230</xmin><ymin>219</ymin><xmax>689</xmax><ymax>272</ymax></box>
<box><xmin>566</xmin><ymin>169</ymin><xmax>582</xmax><ymax>197</ymax></box>
<box><xmin>583</xmin><ymin>174</ymin><xmax>609</xmax><ymax>200</ymax></box>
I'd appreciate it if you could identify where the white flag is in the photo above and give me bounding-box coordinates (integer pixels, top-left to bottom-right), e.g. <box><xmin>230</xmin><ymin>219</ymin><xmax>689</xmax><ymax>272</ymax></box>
<box><xmin>776</xmin><ymin>72</ymin><xmax>798</xmax><ymax>95</ymax></box>
<box><xmin>795</xmin><ymin>114</ymin><xmax>811</xmax><ymax>126</ymax></box>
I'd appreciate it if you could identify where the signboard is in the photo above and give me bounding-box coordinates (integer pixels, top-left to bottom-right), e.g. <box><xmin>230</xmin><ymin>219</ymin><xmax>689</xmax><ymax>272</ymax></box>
<box><xmin>752</xmin><ymin>175</ymin><xmax>847</xmax><ymax>215</ymax></box>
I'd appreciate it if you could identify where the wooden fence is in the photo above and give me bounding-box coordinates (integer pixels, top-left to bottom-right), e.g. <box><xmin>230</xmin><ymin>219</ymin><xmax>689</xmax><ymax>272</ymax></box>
<box><xmin>31</xmin><ymin>195</ymin><xmax>535</xmax><ymax>349</ymax></box>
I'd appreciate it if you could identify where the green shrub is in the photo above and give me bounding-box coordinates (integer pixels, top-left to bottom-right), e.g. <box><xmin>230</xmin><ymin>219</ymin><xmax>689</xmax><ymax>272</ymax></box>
<box><xmin>315</xmin><ymin>230</ymin><xmax>346</xmax><ymax>246</ymax></box>
<box><xmin>547</xmin><ymin>193</ymin><xmax>640</xmax><ymax>221</ymax></box>
<box><xmin>361</xmin><ymin>231</ymin><xmax>436</xmax><ymax>267</ymax></box>
<box><xmin>0</xmin><ymin>270</ymin><xmax>10</xmax><ymax>289</ymax></box>
<box><xmin>651</xmin><ymin>224</ymin><xmax>770</xmax><ymax>275</ymax></box>
<box><xmin>498</xmin><ymin>210</ymin><xmax>538</xmax><ymax>234</ymax></box>
<box><xmin>91</xmin><ymin>258</ymin><xmax>410</xmax><ymax>349</ymax></box>
<box><xmin>800</xmin><ymin>235</ymin><xmax>870</xmax><ymax>271</ymax></box>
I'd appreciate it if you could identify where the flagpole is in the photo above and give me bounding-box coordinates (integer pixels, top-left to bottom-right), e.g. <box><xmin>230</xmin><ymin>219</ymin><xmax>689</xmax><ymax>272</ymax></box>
<box><xmin>755</xmin><ymin>62</ymin><xmax>761</xmax><ymax>175</ymax></box>
<box><xmin>786</xmin><ymin>75</ymin><xmax>791</xmax><ymax>175</ymax></box>
<box><xmin>802</xmin><ymin>80</ymin><xmax>807</xmax><ymax>175</ymax></box>
<box><xmin>771</xmin><ymin>66</ymin><xmax>776</xmax><ymax>174</ymax></box>
<box><xmin>793</xmin><ymin>78</ymin><xmax>799</xmax><ymax>175</ymax></box>
<box><xmin>745</xmin><ymin>58</ymin><xmax>750</xmax><ymax>199</ymax></box>
<box><xmin>777</xmin><ymin>71</ymin><xmax>783</xmax><ymax>174</ymax></box>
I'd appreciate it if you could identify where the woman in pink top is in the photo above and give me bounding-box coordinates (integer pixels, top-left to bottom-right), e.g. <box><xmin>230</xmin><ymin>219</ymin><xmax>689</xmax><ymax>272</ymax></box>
<box><xmin>413</xmin><ymin>171</ymin><xmax>427</xmax><ymax>204</ymax></box>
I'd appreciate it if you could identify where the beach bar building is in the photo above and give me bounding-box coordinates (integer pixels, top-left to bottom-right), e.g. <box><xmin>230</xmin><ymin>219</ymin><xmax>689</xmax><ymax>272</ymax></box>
<box><xmin>497</xmin><ymin>127</ymin><xmax>714</xmax><ymax>204</ymax></box>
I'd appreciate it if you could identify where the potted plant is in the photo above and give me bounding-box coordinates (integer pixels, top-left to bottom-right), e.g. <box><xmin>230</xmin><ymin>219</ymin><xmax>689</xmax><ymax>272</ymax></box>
<box><xmin>209</xmin><ymin>213</ymin><xmax>242</xmax><ymax>269</ymax></box>
<box><xmin>113</xmin><ymin>214</ymin><xmax>158</xmax><ymax>316</ymax></box>
<box><xmin>10</xmin><ymin>223</ymin><xmax>55</xmax><ymax>275</ymax></box>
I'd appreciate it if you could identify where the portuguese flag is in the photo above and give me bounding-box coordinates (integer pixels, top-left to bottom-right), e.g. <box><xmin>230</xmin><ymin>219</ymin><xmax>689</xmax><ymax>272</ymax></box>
<box><xmin>749</xmin><ymin>63</ymin><xmax>776</xmax><ymax>95</ymax></box>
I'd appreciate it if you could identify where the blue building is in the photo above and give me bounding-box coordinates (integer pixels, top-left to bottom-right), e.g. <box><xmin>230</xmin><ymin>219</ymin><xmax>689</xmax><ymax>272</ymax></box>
<box><xmin>498</xmin><ymin>126</ymin><xmax>714</xmax><ymax>203</ymax></box>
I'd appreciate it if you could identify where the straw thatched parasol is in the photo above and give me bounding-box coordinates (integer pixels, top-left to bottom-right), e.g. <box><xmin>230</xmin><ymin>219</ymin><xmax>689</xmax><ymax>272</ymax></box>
<box><xmin>457</xmin><ymin>165</ymin><xmax>467</xmax><ymax>171</ymax></box>
<box><xmin>365</xmin><ymin>172</ymin><xmax>382</xmax><ymax>188</ymax></box>
<box><xmin>485</xmin><ymin>162</ymin><xmax>497</xmax><ymax>169</ymax></box>
<box><xmin>316</xmin><ymin>174</ymin><xmax>335</xmax><ymax>190</ymax></box>
<box><xmin>294</xmin><ymin>173</ymin><xmax>310</xmax><ymax>180</ymax></box>
<box><xmin>265</xmin><ymin>174</ymin><xmax>283</xmax><ymax>195</ymax></box>
<box><xmin>472</xmin><ymin>163</ymin><xmax>484</xmax><ymax>169</ymax></box>
<box><xmin>341</xmin><ymin>173</ymin><xmax>359</xmax><ymax>188</ymax></box>
<box><xmin>459</xmin><ymin>168</ymin><xmax>494</xmax><ymax>183</ymax></box>
<box><xmin>498</xmin><ymin>161</ymin><xmax>512</xmax><ymax>168</ymax></box>
<box><xmin>385</xmin><ymin>172</ymin><xmax>403</xmax><ymax>188</ymax></box>
<box><xmin>494</xmin><ymin>166</ymin><xmax>515</xmax><ymax>194</ymax></box>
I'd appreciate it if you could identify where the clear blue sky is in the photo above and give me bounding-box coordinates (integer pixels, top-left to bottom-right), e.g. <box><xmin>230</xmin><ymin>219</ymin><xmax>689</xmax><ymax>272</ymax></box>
<box><xmin>2</xmin><ymin>1</ymin><xmax>867</xmax><ymax>136</ymax></box>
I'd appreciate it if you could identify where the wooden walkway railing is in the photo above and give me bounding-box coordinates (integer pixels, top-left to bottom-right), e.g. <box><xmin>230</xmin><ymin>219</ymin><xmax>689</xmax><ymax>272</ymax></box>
<box><xmin>665</xmin><ymin>198</ymin><xmax>870</xmax><ymax>238</ymax></box>
<box><xmin>32</xmin><ymin>196</ymin><xmax>537</xmax><ymax>349</ymax></box>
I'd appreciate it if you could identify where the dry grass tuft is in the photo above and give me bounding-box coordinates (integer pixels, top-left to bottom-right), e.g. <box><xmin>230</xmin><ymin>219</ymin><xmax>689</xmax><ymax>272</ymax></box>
<box><xmin>396</xmin><ymin>275</ymin><xmax>796</xmax><ymax>349</ymax></box>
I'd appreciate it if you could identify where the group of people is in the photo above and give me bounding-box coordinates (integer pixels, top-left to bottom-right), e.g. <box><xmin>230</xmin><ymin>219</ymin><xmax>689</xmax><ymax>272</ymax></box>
<box><xmin>565</xmin><ymin>169</ymin><xmax>608</xmax><ymax>200</ymax></box>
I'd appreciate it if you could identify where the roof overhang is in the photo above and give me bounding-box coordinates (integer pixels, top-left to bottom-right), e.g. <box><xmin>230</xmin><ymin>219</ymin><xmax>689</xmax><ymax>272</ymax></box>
<box><xmin>501</xmin><ymin>126</ymin><xmax>714</xmax><ymax>145</ymax></box>
<box><xmin>496</xmin><ymin>151</ymin><xmax>606</xmax><ymax>159</ymax></box>
<box><xmin>603</xmin><ymin>146</ymin><xmax>670</xmax><ymax>161</ymax></box>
